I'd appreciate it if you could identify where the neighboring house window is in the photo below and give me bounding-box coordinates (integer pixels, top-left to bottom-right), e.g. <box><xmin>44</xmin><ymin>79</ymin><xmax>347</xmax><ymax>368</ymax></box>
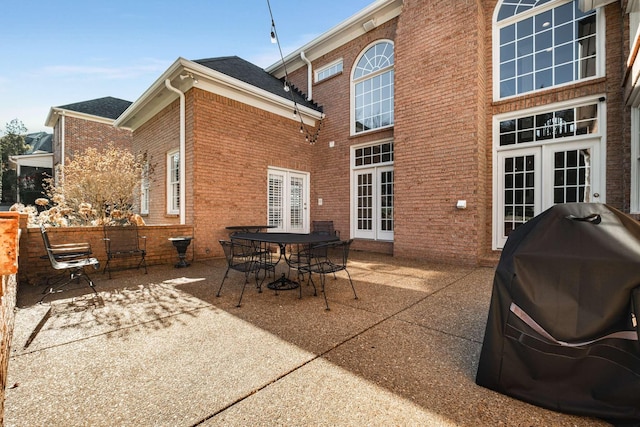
<box><xmin>493</xmin><ymin>97</ymin><xmax>605</xmax><ymax>249</ymax></box>
<box><xmin>495</xmin><ymin>0</ymin><xmax>599</xmax><ymax>99</ymax></box>
<box><xmin>352</xmin><ymin>41</ymin><xmax>394</xmax><ymax>134</ymax></box>
<box><xmin>167</xmin><ymin>150</ymin><xmax>179</xmax><ymax>215</ymax></box>
<box><xmin>140</xmin><ymin>160</ymin><xmax>150</xmax><ymax>215</ymax></box>
<box><xmin>351</xmin><ymin>140</ymin><xmax>394</xmax><ymax>240</ymax></box>
<box><xmin>315</xmin><ymin>59</ymin><xmax>343</xmax><ymax>82</ymax></box>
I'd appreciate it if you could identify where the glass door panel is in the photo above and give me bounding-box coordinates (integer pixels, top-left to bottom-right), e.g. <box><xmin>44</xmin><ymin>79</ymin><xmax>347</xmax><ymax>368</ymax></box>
<box><xmin>496</xmin><ymin>147</ymin><xmax>541</xmax><ymax>248</ymax></box>
<box><xmin>543</xmin><ymin>140</ymin><xmax>601</xmax><ymax>207</ymax></box>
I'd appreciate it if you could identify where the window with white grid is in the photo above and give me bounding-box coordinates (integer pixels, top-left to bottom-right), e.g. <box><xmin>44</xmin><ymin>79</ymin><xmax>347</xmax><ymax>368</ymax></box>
<box><xmin>352</xmin><ymin>41</ymin><xmax>394</xmax><ymax>134</ymax></box>
<box><xmin>495</xmin><ymin>0</ymin><xmax>599</xmax><ymax>99</ymax></box>
<box><xmin>315</xmin><ymin>59</ymin><xmax>343</xmax><ymax>82</ymax></box>
<box><xmin>352</xmin><ymin>140</ymin><xmax>394</xmax><ymax>240</ymax></box>
<box><xmin>167</xmin><ymin>150</ymin><xmax>179</xmax><ymax>215</ymax></box>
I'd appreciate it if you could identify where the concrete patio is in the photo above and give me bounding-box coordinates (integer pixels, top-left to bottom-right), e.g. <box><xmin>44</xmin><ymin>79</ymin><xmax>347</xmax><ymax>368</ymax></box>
<box><xmin>5</xmin><ymin>252</ymin><xmax>610</xmax><ymax>426</ymax></box>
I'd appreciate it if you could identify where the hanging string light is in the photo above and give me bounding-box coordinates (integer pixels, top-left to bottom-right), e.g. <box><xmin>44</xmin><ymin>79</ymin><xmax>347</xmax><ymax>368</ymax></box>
<box><xmin>266</xmin><ymin>0</ymin><xmax>323</xmax><ymax>144</ymax></box>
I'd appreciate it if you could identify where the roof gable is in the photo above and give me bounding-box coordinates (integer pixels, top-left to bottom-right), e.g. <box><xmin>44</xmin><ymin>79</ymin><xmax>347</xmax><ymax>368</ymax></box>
<box><xmin>57</xmin><ymin>96</ymin><xmax>132</xmax><ymax>120</ymax></box>
<box><xmin>194</xmin><ymin>56</ymin><xmax>321</xmax><ymax>112</ymax></box>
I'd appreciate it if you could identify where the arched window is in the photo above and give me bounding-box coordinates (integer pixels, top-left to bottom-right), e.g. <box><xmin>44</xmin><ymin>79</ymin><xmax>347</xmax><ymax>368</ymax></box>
<box><xmin>495</xmin><ymin>0</ymin><xmax>598</xmax><ymax>99</ymax></box>
<box><xmin>352</xmin><ymin>41</ymin><xmax>394</xmax><ymax>134</ymax></box>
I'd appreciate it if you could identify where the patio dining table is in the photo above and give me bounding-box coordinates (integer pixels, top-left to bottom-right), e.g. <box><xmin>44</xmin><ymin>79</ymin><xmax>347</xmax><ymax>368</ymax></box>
<box><xmin>230</xmin><ymin>232</ymin><xmax>339</xmax><ymax>291</ymax></box>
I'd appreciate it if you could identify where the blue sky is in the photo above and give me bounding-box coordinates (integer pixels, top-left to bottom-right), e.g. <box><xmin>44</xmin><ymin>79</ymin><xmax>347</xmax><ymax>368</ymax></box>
<box><xmin>0</xmin><ymin>0</ymin><xmax>373</xmax><ymax>135</ymax></box>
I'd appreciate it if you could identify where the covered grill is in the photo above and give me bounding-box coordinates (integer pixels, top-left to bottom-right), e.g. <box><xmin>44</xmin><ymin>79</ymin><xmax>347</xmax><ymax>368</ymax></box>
<box><xmin>476</xmin><ymin>203</ymin><xmax>640</xmax><ymax>424</ymax></box>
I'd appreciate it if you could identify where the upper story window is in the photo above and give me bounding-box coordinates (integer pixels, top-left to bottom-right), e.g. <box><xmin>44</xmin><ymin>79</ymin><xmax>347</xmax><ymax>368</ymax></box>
<box><xmin>495</xmin><ymin>0</ymin><xmax>599</xmax><ymax>99</ymax></box>
<box><xmin>315</xmin><ymin>59</ymin><xmax>343</xmax><ymax>83</ymax></box>
<box><xmin>352</xmin><ymin>41</ymin><xmax>394</xmax><ymax>134</ymax></box>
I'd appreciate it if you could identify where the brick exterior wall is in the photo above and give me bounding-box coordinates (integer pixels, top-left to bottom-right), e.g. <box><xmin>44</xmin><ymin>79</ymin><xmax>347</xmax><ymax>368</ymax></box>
<box><xmin>130</xmin><ymin>0</ymin><xmax>630</xmax><ymax>266</ymax></box>
<box><xmin>286</xmin><ymin>18</ymin><xmax>398</xmax><ymax>255</ymax></box>
<box><xmin>132</xmin><ymin>98</ymin><xmax>186</xmax><ymax>226</ymax></box>
<box><xmin>52</xmin><ymin>115</ymin><xmax>133</xmax><ymax>174</ymax></box>
<box><xmin>134</xmin><ymin>88</ymin><xmax>317</xmax><ymax>259</ymax></box>
<box><xmin>191</xmin><ymin>89</ymin><xmax>315</xmax><ymax>258</ymax></box>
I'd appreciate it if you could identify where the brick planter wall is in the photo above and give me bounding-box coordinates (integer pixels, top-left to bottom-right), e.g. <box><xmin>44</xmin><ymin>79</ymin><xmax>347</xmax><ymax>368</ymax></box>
<box><xmin>17</xmin><ymin>218</ymin><xmax>196</xmax><ymax>286</ymax></box>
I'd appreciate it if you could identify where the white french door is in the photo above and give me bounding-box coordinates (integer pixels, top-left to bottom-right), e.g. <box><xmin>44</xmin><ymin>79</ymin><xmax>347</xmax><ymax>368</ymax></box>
<box><xmin>268</xmin><ymin>168</ymin><xmax>309</xmax><ymax>233</ymax></box>
<box><xmin>495</xmin><ymin>139</ymin><xmax>603</xmax><ymax>249</ymax></box>
<box><xmin>353</xmin><ymin>165</ymin><xmax>394</xmax><ymax>240</ymax></box>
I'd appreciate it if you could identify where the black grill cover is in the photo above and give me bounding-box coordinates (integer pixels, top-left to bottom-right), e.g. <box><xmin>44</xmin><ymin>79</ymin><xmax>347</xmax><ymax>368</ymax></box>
<box><xmin>476</xmin><ymin>203</ymin><xmax>640</xmax><ymax>424</ymax></box>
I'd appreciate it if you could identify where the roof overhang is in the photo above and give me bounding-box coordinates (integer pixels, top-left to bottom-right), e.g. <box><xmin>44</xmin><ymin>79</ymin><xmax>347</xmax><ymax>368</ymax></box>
<box><xmin>9</xmin><ymin>152</ymin><xmax>53</xmax><ymax>170</ymax></box>
<box><xmin>115</xmin><ymin>57</ymin><xmax>324</xmax><ymax>131</ymax></box>
<box><xmin>265</xmin><ymin>0</ymin><xmax>403</xmax><ymax>78</ymax></box>
<box><xmin>45</xmin><ymin>107</ymin><xmax>117</xmax><ymax>129</ymax></box>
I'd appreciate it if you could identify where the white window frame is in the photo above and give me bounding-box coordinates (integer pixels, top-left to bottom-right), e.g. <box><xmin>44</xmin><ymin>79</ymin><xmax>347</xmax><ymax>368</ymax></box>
<box><xmin>492</xmin><ymin>0</ymin><xmax>606</xmax><ymax>101</ymax></box>
<box><xmin>315</xmin><ymin>58</ymin><xmax>343</xmax><ymax>83</ymax></box>
<box><xmin>167</xmin><ymin>149</ymin><xmax>179</xmax><ymax>215</ymax></box>
<box><xmin>492</xmin><ymin>95</ymin><xmax>606</xmax><ymax>249</ymax></box>
<box><xmin>350</xmin><ymin>138</ymin><xmax>394</xmax><ymax>241</ymax></box>
<box><xmin>140</xmin><ymin>160</ymin><xmax>150</xmax><ymax>215</ymax></box>
<box><xmin>350</xmin><ymin>40</ymin><xmax>395</xmax><ymax>136</ymax></box>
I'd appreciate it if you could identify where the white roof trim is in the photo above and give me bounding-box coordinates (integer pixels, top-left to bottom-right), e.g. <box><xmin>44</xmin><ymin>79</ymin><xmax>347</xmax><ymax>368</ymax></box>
<box><xmin>45</xmin><ymin>107</ymin><xmax>116</xmax><ymax>128</ymax></box>
<box><xmin>265</xmin><ymin>0</ymin><xmax>402</xmax><ymax>78</ymax></box>
<box><xmin>115</xmin><ymin>58</ymin><xmax>323</xmax><ymax>131</ymax></box>
<box><xmin>9</xmin><ymin>152</ymin><xmax>53</xmax><ymax>169</ymax></box>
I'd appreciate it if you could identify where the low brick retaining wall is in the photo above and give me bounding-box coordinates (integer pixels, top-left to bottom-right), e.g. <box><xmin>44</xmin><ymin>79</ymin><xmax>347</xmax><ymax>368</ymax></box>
<box><xmin>0</xmin><ymin>212</ymin><xmax>20</xmax><ymax>425</ymax></box>
<box><xmin>17</xmin><ymin>215</ymin><xmax>195</xmax><ymax>286</ymax></box>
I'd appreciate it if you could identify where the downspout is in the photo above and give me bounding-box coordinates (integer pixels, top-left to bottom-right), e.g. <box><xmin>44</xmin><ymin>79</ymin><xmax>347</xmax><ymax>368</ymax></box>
<box><xmin>300</xmin><ymin>51</ymin><xmax>312</xmax><ymax>101</ymax></box>
<box><xmin>164</xmin><ymin>78</ymin><xmax>186</xmax><ymax>225</ymax></box>
<box><xmin>60</xmin><ymin>111</ymin><xmax>65</xmax><ymax>167</ymax></box>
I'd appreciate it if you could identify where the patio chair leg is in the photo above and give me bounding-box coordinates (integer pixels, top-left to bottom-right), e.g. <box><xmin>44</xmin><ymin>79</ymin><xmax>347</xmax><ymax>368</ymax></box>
<box><xmin>307</xmin><ymin>274</ymin><xmax>317</xmax><ymax>297</ymax></box>
<box><xmin>345</xmin><ymin>270</ymin><xmax>358</xmax><ymax>300</ymax></box>
<box><xmin>217</xmin><ymin>269</ymin><xmax>230</xmax><ymax>298</ymax></box>
<box><xmin>320</xmin><ymin>274</ymin><xmax>330</xmax><ymax>311</ymax></box>
<box><xmin>39</xmin><ymin>269</ymin><xmax>97</xmax><ymax>303</ymax></box>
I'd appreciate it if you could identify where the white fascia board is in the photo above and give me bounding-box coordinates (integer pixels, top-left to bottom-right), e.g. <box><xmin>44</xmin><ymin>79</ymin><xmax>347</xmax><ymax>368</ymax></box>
<box><xmin>45</xmin><ymin>107</ymin><xmax>116</xmax><ymax>128</ymax></box>
<box><xmin>114</xmin><ymin>58</ymin><xmax>186</xmax><ymax>130</ymax></box>
<box><xmin>116</xmin><ymin>58</ymin><xmax>323</xmax><ymax>131</ymax></box>
<box><xmin>9</xmin><ymin>152</ymin><xmax>54</xmax><ymax>169</ymax></box>
<box><xmin>265</xmin><ymin>0</ymin><xmax>402</xmax><ymax>78</ymax></box>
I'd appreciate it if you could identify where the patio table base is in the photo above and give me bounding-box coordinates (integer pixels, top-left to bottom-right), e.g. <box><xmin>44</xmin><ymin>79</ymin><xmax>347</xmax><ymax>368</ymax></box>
<box><xmin>267</xmin><ymin>273</ymin><xmax>299</xmax><ymax>291</ymax></box>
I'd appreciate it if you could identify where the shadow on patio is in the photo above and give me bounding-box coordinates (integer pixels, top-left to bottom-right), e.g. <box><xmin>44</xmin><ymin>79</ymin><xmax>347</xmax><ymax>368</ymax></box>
<box><xmin>5</xmin><ymin>252</ymin><xmax>611</xmax><ymax>426</ymax></box>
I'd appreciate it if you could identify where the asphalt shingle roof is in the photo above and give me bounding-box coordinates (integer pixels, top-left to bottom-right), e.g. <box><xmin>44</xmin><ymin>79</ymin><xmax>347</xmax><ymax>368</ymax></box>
<box><xmin>194</xmin><ymin>56</ymin><xmax>322</xmax><ymax>112</ymax></box>
<box><xmin>57</xmin><ymin>97</ymin><xmax>132</xmax><ymax>120</ymax></box>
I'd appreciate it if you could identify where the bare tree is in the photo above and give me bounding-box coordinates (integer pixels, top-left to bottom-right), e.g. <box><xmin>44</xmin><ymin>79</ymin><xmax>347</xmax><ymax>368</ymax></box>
<box><xmin>45</xmin><ymin>143</ymin><xmax>144</xmax><ymax>225</ymax></box>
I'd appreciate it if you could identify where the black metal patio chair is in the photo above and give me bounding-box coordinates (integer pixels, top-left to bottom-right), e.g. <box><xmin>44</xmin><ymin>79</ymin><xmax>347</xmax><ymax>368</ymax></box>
<box><xmin>40</xmin><ymin>224</ymin><xmax>100</xmax><ymax>303</ymax></box>
<box><xmin>217</xmin><ymin>239</ymin><xmax>263</xmax><ymax>307</ymax></box>
<box><xmin>102</xmin><ymin>224</ymin><xmax>147</xmax><ymax>279</ymax></box>
<box><xmin>299</xmin><ymin>239</ymin><xmax>357</xmax><ymax>310</ymax></box>
<box><xmin>312</xmin><ymin>220</ymin><xmax>340</xmax><ymax>238</ymax></box>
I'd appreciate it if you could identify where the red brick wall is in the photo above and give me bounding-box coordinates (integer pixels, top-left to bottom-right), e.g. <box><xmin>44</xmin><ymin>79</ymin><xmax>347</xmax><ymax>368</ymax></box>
<box><xmin>17</xmin><ymin>221</ymin><xmax>194</xmax><ymax>285</ymax></box>
<box><xmin>53</xmin><ymin>116</ymin><xmax>132</xmax><ymax>169</ymax></box>
<box><xmin>190</xmin><ymin>89</ymin><xmax>315</xmax><ymax>258</ymax></box>
<box><xmin>132</xmin><ymin>98</ymin><xmax>186</xmax><ymax>225</ymax></box>
<box><xmin>393</xmin><ymin>0</ymin><xmax>488</xmax><ymax>264</ymax></box>
<box><xmin>286</xmin><ymin>18</ymin><xmax>398</xmax><ymax>250</ymax></box>
<box><xmin>128</xmin><ymin>1</ymin><xmax>630</xmax><ymax>266</ymax></box>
